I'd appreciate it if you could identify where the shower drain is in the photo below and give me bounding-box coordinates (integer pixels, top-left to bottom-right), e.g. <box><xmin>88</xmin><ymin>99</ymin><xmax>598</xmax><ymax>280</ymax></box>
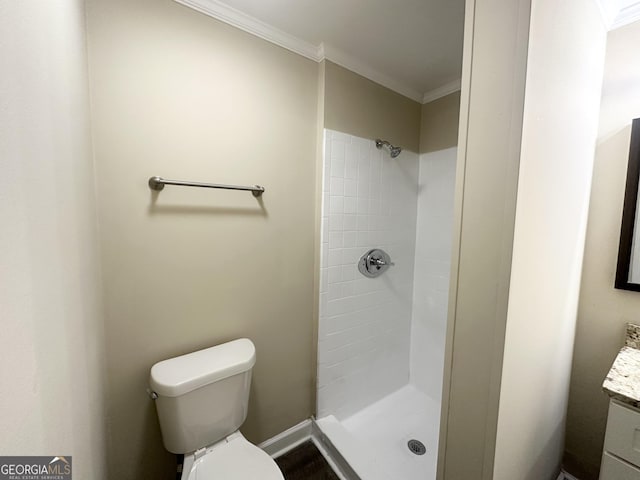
<box><xmin>407</xmin><ymin>439</ymin><xmax>426</xmax><ymax>456</ymax></box>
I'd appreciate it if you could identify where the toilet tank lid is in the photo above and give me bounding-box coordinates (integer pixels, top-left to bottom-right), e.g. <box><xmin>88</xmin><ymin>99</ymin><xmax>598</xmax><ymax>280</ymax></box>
<box><xmin>150</xmin><ymin>338</ymin><xmax>256</xmax><ymax>397</ymax></box>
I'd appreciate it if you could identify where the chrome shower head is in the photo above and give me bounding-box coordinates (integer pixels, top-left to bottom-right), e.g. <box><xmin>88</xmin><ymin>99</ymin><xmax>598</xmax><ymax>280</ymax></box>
<box><xmin>375</xmin><ymin>139</ymin><xmax>402</xmax><ymax>158</ymax></box>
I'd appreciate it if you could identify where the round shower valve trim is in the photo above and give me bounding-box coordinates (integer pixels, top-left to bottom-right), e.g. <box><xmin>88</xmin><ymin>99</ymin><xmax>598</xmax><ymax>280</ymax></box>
<box><xmin>358</xmin><ymin>248</ymin><xmax>394</xmax><ymax>278</ymax></box>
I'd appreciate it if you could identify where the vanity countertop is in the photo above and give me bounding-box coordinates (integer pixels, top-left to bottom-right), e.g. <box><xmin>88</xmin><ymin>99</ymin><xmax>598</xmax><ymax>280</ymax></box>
<box><xmin>603</xmin><ymin>324</ymin><xmax>640</xmax><ymax>408</ymax></box>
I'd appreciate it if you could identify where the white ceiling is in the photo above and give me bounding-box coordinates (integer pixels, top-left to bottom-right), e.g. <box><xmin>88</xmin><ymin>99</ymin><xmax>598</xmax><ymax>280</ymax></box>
<box><xmin>176</xmin><ymin>0</ymin><xmax>640</xmax><ymax>102</ymax></box>
<box><xmin>176</xmin><ymin>0</ymin><xmax>465</xmax><ymax>103</ymax></box>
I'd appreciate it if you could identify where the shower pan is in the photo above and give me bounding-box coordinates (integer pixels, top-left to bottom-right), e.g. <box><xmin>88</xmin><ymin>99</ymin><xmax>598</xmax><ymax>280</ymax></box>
<box><xmin>316</xmin><ymin>129</ymin><xmax>458</xmax><ymax>479</ymax></box>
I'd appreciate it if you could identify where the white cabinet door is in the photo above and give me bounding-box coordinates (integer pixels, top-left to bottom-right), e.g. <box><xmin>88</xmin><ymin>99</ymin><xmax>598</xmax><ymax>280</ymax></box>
<box><xmin>604</xmin><ymin>401</ymin><xmax>640</xmax><ymax>467</ymax></box>
<box><xmin>600</xmin><ymin>453</ymin><xmax>640</xmax><ymax>480</ymax></box>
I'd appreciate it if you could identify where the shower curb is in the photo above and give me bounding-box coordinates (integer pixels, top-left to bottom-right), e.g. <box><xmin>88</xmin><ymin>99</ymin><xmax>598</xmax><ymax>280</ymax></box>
<box><xmin>259</xmin><ymin>417</ymin><xmax>361</xmax><ymax>480</ymax></box>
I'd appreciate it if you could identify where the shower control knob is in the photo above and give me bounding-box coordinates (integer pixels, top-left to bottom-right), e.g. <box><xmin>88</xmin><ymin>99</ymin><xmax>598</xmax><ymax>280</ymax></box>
<box><xmin>371</xmin><ymin>257</ymin><xmax>394</xmax><ymax>267</ymax></box>
<box><xmin>358</xmin><ymin>248</ymin><xmax>394</xmax><ymax>278</ymax></box>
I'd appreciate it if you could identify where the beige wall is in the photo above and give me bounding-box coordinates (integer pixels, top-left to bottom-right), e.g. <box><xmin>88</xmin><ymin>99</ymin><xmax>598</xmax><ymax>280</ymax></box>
<box><xmin>566</xmin><ymin>20</ymin><xmax>640</xmax><ymax>480</ymax></box>
<box><xmin>86</xmin><ymin>1</ymin><xmax>319</xmax><ymax>478</ymax></box>
<box><xmin>420</xmin><ymin>91</ymin><xmax>461</xmax><ymax>154</ymax></box>
<box><xmin>440</xmin><ymin>0</ymin><xmax>607</xmax><ymax>478</ymax></box>
<box><xmin>494</xmin><ymin>0</ymin><xmax>607</xmax><ymax>478</ymax></box>
<box><xmin>439</xmin><ymin>0</ymin><xmax>530</xmax><ymax>476</ymax></box>
<box><xmin>323</xmin><ymin>61</ymin><xmax>422</xmax><ymax>152</ymax></box>
<box><xmin>0</xmin><ymin>1</ymin><xmax>107</xmax><ymax>478</ymax></box>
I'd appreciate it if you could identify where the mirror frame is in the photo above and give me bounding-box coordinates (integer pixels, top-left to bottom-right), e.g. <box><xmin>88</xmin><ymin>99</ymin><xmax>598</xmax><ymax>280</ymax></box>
<box><xmin>616</xmin><ymin>118</ymin><xmax>640</xmax><ymax>291</ymax></box>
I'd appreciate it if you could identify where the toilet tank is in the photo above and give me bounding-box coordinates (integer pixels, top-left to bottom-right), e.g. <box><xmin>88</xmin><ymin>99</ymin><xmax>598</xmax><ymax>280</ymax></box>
<box><xmin>149</xmin><ymin>338</ymin><xmax>256</xmax><ymax>454</ymax></box>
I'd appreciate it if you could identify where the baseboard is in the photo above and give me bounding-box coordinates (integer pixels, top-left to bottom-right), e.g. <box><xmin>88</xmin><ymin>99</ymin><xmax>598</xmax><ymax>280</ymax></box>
<box><xmin>259</xmin><ymin>419</ymin><xmax>312</xmax><ymax>458</ymax></box>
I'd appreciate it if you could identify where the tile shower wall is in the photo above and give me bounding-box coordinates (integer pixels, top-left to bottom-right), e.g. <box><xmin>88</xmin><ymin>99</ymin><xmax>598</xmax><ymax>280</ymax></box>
<box><xmin>410</xmin><ymin>147</ymin><xmax>457</xmax><ymax>402</ymax></box>
<box><xmin>317</xmin><ymin>129</ymin><xmax>419</xmax><ymax>420</ymax></box>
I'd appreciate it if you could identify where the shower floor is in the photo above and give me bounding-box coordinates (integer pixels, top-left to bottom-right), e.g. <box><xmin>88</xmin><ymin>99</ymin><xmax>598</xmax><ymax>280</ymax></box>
<box><xmin>316</xmin><ymin>384</ymin><xmax>440</xmax><ymax>480</ymax></box>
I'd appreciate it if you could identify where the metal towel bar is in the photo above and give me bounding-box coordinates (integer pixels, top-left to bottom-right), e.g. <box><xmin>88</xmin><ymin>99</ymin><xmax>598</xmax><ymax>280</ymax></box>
<box><xmin>148</xmin><ymin>176</ymin><xmax>264</xmax><ymax>197</ymax></box>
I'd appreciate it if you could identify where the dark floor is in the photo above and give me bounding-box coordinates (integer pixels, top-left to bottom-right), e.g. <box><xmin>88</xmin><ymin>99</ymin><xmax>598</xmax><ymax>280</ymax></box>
<box><xmin>275</xmin><ymin>441</ymin><xmax>340</xmax><ymax>480</ymax></box>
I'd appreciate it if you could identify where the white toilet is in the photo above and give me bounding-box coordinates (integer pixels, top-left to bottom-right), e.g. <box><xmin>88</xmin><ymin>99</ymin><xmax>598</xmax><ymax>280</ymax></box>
<box><xmin>149</xmin><ymin>338</ymin><xmax>284</xmax><ymax>480</ymax></box>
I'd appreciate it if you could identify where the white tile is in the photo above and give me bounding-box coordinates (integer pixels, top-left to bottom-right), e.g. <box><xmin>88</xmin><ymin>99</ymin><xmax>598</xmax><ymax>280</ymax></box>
<box><xmin>342</xmin><ymin>265</ymin><xmax>357</xmax><ymax>281</ymax></box>
<box><xmin>331</xmin><ymin>153</ymin><xmax>345</xmax><ymax>179</ymax></box>
<box><xmin>329</xmin><ymin>231</ymin><xmax>343</xmax><ymax>249</ymax></box>
<box><xmin>343</xmin><ymin>231</ymin><xmax>357</xmax><ymax>248</ymax></box>
<box><xmin>344</xmin><ymin>197</ymin><xmax>357</xmax><ymax>214</ymax></box>
<box><xmin>330</xmin><ymin>196</ymin><xmax>344</xmax><ymax>214</ymax></box>
<box><xmin>357</xmin><ymin>215</ymin><xmax>368</xmax><ymax>232</ymax></box>
<box><xmin>344</xmin><ymin>179</ymin><xmax>358</xmax><ymax>197</ymax></box>
<box><xmin>328</xmin><ymin>249</ymin><xmax>342</xmax><ymax>267</ymax></box>
<box><xmin>333</xmin><ymin>131</ymin><xmax>350</xmax><ymax>143</ymax></box>
<box><xmin>356</xmin><ymin>232</ymin><xmax>369</xmax><ymax>247</ymax></box>
<box><xmin>331</xmin><ymin>139</ymin><xmax>345</xmax><ymax>161</ymax></box>
<box><xmin>346</xmin><ymin>141</ymin><xmax>358</xmax><ymax>159</ymax></box>
<box><xmin>344</xmin><ymin>247</ymin><xmax>361</xmax><ymax>264</ymax></box>
<box><xmin>328</xmin><ymin>266</ymin><xmax>342</xmax><ymax>284</ymax></box>
<box><xmin>319</xmin><ymin>130</ymin><xmax>432</xmax><ymax>421</ymax></box>
<box><xmin>328</xmin><ymin>283</ymin><xmax>341</xmax><ymax>301</ymax></box>
<box><xmin>357</xmin><ymin>197</ymin><xmax>368</xmax><ymax>215</ymax></box>
<box><xmin>329</xmin><ymin>214</ymin><xmax>343</xmax><ymax>231</ymax></box>
<box><xmin>330</xmin><ymin>177</ymin><xmax>345</xmax><ymax>196</ymax></box>
<box><xmin>358</xmin><ymin>177</ymin><xmax>370</xmax><ymax>198</ymax></box>
<box><xmin>358</xmin><ymin>156</ymin><xmax>371</xmax><ymax>179</ymax></box>
<box><xmin>342</xmin><ymin>281</ymin><xmax>355</xmax><ymax>298</ymax></box>
<box><xmin>342</xmin><ymin>248</ymin><xmax>357</xmax><ymax>266</ymax></box>
<box><xmin>410</xmin><ymin>148</ymin><xmax>457</xmax><ymax>400</ymax></box>
<box><xmin>344</xmin><ymin>214</ymin><xmax>357</xmax><ymax>231</ymax></box>
<box><xmin>353</xmin><ymin>279</ymin><xmax>368</xmax><ymax>295</ymax></box>
<box><xmin>346</xmin><ymin>156</ymin><xmax>359</xmax><ymax>180</ymax></box>
<box><xmin>326</xmin><ymin>299</ymin><xmax>347</xmax><ymax>317</ymax></box>
<box><xmin>320</xmin><ymin>270</ymin><xmax>329</xmax><ymax>293</ymax></box>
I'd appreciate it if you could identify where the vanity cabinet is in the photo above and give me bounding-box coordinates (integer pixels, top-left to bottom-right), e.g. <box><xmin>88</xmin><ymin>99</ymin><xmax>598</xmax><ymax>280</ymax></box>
<box><xmin>600</xmin><ymin>400</ymin><xmax>640</xmax><ymax>479</ymax></box>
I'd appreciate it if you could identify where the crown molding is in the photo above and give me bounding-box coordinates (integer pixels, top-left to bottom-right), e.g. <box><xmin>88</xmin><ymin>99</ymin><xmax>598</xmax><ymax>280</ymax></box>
<box><xmin>422</xmin><ymin>79</ymin><xmax>462</xmax><ymax>104</ymax></box>
<box><xmin>594</xmin><ymin>0</ymin><xmax>640</xmax><ymax>30</ymax></box>
<box><xmin>612</xmin><ymin>1</ymin><xmax>640</xmax><ymax>29</ymax></box>
<box><xmin>320</xmin><ymin>44</ymin><xmax>423</xmax><ymax>103</ymax></box>
<box><xmin>174</xmin><ymin>0</ymin><xmax>458</xmax><ymax>104</ymax></box>
<box><xmin>594</xmin><ymin>0</ymin><xmax>620</xmax><ymax>27</ymax></box>
<box><xmin>174</xmin><ymin>0</ymin><xmax>322</xmax><ymax>61</ymax></box>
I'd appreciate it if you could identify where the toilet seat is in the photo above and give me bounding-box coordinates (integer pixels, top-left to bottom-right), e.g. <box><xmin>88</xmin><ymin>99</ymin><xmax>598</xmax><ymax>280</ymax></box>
<box><xmin>183</xmin><ymin>432</ymin><xmax>284</xmax><ymax>480</ymax></box>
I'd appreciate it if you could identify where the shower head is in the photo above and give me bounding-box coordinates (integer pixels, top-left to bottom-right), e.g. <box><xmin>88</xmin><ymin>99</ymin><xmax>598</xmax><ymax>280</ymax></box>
<box><xmin>375</xmin><ymin>139</ymin><xmax>402</xmax><ymax>158</ymax></box>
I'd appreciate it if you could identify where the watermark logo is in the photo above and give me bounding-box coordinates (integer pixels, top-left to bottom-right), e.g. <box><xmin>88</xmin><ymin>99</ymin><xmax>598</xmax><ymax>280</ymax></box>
<box><xmin>0</xmin><ymin>456</ymin><xmax>72</xmax><ymax>480</ymax></box>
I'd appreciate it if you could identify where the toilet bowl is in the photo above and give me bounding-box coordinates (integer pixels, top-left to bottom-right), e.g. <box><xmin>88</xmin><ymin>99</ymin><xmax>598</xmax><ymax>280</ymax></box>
<box><xmin>181</xmin><ymin>432</ymin><xmax>283</xmax><ymax>480</ymax></box>
<box><xmin>149</xmin><ymin>338</ymin><xmax>284</xmax><ymax>480</ymax></box>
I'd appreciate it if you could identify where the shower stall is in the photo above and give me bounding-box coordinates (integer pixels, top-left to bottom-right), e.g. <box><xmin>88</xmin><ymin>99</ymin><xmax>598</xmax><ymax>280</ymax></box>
<box><xmin>315</xmin><ymin>128</ymin><xmax>457</xmax><ymax>479</ymax></box>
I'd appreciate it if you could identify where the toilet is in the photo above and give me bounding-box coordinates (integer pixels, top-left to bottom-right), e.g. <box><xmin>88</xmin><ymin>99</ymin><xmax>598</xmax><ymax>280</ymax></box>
<box><xmin>149</xmin><ymin>338</ymin><xmax>284</xmax><ymax>480</ymax></box>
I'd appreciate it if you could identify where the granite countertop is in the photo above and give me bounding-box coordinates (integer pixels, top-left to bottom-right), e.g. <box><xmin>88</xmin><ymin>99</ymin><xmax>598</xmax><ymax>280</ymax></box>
<box><xmin>603</xmin><ymin>324</ymin><xmax>640</xmax><ymax>408</ymax></box>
